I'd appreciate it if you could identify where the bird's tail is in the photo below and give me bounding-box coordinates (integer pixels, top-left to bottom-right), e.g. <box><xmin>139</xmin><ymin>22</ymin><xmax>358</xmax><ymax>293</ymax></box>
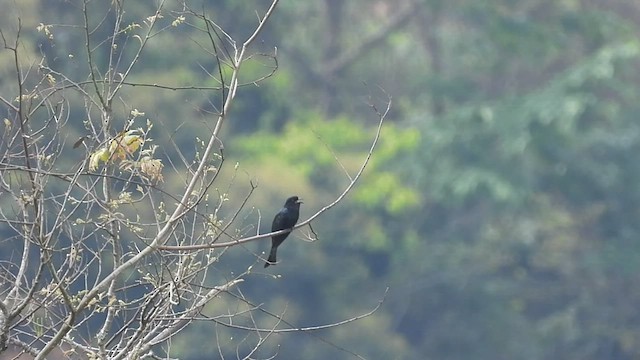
<box><xmin>264</xmin><ymin>247</ymin><xmax>277</xmax><ymax>268</ymax></box>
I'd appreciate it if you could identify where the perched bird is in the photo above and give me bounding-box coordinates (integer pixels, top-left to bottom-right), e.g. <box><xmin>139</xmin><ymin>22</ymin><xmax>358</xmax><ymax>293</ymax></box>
<box><xmin>264</xmin><ymin>195</ymin><xmax>303</xmax><ymax>268</ymax></box>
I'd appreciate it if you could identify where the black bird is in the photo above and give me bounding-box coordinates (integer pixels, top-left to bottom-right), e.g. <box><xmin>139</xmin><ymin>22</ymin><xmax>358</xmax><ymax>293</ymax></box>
<box><xmin>264</xmin><ymin>195</ymin><xmax>302</xmax><ymax>268</ymax></box>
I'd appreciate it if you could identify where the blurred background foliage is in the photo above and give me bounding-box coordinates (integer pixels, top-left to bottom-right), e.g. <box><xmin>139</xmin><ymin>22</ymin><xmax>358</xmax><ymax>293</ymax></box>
<box><xmin>2</xmin><ymin>0</ymin><xmax>640</xmax><ymax>359</ymax></box>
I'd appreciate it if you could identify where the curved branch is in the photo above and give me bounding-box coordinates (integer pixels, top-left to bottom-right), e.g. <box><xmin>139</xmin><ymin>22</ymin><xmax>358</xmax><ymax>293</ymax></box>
<box><xmin>207</xmin><ymin>287</ymin><xmax>388</xmax><ymax>333</ymax></box>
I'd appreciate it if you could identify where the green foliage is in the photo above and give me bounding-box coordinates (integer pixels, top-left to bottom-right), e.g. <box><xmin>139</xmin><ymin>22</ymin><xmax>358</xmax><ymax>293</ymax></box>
<box><xmin>353</xmin><ymin>171</ymin><xmax>420</xmax><ymax>214</ymax></box>
<box><xmin>235</xmin><ymin>113</ymin><xmax>370</xmax><ymax>181</ymax></box>
<box><xmin>234</xmin><ymin>113</ymin><xmax>422</xmax><ymax>216</ymax></box>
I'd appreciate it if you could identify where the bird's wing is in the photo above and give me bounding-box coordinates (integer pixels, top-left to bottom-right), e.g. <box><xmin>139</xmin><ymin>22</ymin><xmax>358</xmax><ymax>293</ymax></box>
<box><xmin>271</xmin><ymin>210</ymin><xmax>287</xmax><ymax>231</ymax></box>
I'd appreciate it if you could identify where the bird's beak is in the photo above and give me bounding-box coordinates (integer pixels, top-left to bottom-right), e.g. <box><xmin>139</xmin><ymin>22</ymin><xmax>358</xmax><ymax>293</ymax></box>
<box><xmin>297</xmin><ymin>198</ymin><xmax>304</xmax><ymax>204</ymax></box>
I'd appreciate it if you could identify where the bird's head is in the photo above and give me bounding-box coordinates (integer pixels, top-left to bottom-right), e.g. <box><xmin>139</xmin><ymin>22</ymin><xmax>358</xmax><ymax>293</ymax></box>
<box><xmin>285</xmin><ymin>196</ymin><xmax>303</xmax><ymax>207</ymax></box>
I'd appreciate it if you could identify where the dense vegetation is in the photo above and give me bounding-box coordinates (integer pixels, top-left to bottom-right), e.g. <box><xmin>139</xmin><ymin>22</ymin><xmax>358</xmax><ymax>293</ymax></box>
<box><xmin>2</xmin><ymin>0</ymin><xmax>640</xmax><ymax>359</ymax></box>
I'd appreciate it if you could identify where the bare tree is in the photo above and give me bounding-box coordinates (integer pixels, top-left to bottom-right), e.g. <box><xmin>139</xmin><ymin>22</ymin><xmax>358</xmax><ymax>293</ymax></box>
<box><xmin>0</xmin><ymin>1</ymin><xmax>389</xmax><ymax>359</ymax></box>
